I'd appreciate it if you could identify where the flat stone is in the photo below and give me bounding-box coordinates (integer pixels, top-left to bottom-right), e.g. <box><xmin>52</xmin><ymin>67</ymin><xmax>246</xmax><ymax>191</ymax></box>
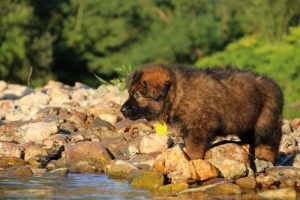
<box><xmin>0</xmin><ymin>142</ymin><xmax>22</xmax><ymax>157</ymax></box>
<box><xmin>131</xmin><ymin>171</ymin><xmax>164</xmax><ymax>190</ymax></box>
<box><xmin>208</xmin><ymin>159</ymin><xmax>247</xmax><ymax>180</ymax></box>
<box><xmin>235</xmin><ymin>177</ymin><xmax>256</xmax><ymax>189</ymax></box>
<box><xmin>0</xmin><ymin>156</ymin><xmax>26</xmax><ymax>167</ymax></box>
<box><xmin>8</xmin><ymin>166</ymin><xmax>33</xmax><ymax>177</ymax></box>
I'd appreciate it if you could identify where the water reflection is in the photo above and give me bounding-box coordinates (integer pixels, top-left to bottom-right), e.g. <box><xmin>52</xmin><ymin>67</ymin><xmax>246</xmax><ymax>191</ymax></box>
<box><xmin>0</xmin><ymin>174</ymin><xmax>152</xmax><ymax>199</ymax></box>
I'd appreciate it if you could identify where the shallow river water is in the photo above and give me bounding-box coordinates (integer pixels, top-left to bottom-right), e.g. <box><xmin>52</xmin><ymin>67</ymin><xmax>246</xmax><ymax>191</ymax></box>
<box><xmin>0</xmin><ymin>174</ymin><xmax>152</xmax><ymax>199</ymax></box>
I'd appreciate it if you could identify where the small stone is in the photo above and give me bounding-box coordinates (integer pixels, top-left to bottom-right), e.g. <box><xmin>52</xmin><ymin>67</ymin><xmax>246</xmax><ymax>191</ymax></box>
<box><xmin>123</xmin><ymin>144</ymin><xmax>140</xmax><ymax>157</ymax></box>
<box><xmin>1</xmin><ymin>84</ymin><xmax>33</xmax><ymax>100</ymax></box>
<box><xmin>258</xmin><ymin>188</ymin><xmax>297</xmax><ymax>200</ymax></box>
<box><xmin>254</xmin><ymin>159</ymin><xmax>273</xmax><ymax>173</ymax></box>
<box><xmin>98</xmin><ymin>114</ymin><xmax>118</xmax><ymax>125</ymax></box>
<box><xmin>24</xmin><ymin>145</ymin><xmax>48</xmax><ymax>161</ymax></box>
<box><xmin>129</xmin><ymin>154</ymin><xmax>155</xmax><ymax>170</ymax></box>
<box><xmin>235</xmin><ymin>177</ymin><xmax>256</xmax><ymax>189</ymax></box>
<box><xmin>279</xmin><ymin>134</ymin><xmax>297</xmax><ymax>154</ymax></box>
<box><xmin>204</xmin><ymin>143</ymin><xmax>250</xmax><ymax>166</ymax></box>
<box><xmin>30</xmin><ymin>167</ymin><xmax>47</xmax><ymax>175</ymax></box>
<box><xmin>0</xmin><ymin>142</ymin><xmax>22</xmax><ymax>157</ymax></box>
<box><xmin>282</xmin><ymin>120</ymin><xmax>292</xmax><ymax>134</ymax></box>
<box><xmin>0</xmin><ymin>80</ymin><xmax>8</xmax><ymax>91</ymax></box>
<box><xmin>22</xmin><ymin>122</ymin><xmax>59</xmax><ymax>144</ymax></box>
<box><xmin>49</xmin><ymin>168</ymin><xmax>68</xmax><ymax>176</ymax></box>
<box><xmin>69</xmin><ymin>161</ymin><xmax>97</xmax><ymax>173</ymax></box>
<box><xmin>291</xmin><ymin>118</ymin><xmax>300</xmax><ymax>131</ymax></box>
<box><xmin>8</xmin><ymin>166</ymin><xmax>33</xmax><ymax>177</ymax></box>
<box><xmin>256</xmin><ymin>174</ymin><xmax>278</xmax><ymax>188</ymax></box>
<box><xmin>107</xmin><ymin>160</ymin><xmax>138</xmax><ymax>179</ymax></box>
<box><xmin>156</xmin><ymin>183</ymin><xmax>188</xmax><ymax>195</ymax></box>
<box><xmin>139</xmin><ymin>134</ymin><xmax>173</xmax><ymax>154</ymax></box>
<box><xmin>131</xmin><ymin>171</ymin><xmax>164</xmax><ymax>190</ymax></box>
<box><xmin>204</xmin><ymin>181</ymin><xmax>242</xmax><ymax>195</ymax></box>
<box><xmin>208</xmin><ymin>159</ymin><xmax>247</xmax><ymax>180</ymax></box>
<box><xmin>15</xmin><ymin>92</ymin><xmax>50</xmax><ymax>106</ymax></box>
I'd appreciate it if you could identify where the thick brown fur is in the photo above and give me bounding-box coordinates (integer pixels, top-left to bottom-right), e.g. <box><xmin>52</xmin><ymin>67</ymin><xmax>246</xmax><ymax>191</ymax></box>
<box><xmin>121</xmin><ymin>64</ymin><xmax>283</xmax><ymax>163</ymax></box>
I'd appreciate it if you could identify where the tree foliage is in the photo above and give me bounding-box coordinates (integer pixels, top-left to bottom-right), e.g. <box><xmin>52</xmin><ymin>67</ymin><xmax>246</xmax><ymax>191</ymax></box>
<box><xmin>0</xmin><ymin>0</ymin><xmax>300</xmax><ymax>117</ymax></box>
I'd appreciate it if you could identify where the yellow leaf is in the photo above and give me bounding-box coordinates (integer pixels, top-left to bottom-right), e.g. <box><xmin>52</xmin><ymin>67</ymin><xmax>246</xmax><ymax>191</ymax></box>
<box><xmin>155</xmin><ymin>122</ymin><xmax>168</xmax><ymax>136</ymax></box>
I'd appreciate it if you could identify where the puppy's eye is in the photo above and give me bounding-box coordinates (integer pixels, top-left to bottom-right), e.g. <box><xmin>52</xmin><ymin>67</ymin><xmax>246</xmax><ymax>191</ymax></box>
<box><xmin>133</xmin><ymin>92</ymin><xmax>142</xmax><ymax>99</ymax></box>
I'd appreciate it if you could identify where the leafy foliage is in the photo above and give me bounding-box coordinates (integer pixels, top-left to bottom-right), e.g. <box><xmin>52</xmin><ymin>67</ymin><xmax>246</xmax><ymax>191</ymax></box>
<box><xmin>196</xmin><ymin>26</ymin><xmax>300</xmax><ymax>118</ymax></box>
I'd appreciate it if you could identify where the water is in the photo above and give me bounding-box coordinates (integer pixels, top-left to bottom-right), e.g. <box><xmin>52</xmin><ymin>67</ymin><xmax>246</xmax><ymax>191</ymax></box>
<box><xmin>0</xmin><ymin>174</ymin><xmax>153</xmax><ymax>199</ymax></box>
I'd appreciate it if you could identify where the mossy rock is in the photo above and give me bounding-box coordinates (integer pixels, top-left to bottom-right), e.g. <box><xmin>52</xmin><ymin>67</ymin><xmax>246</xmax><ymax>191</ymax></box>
<box><xmin>155</xmin><ymin>183</ymin><xmax>188</xmax><ymax>196</ymax></box>
<box><xmin>130</xmin><ymin>171</ymin><xmax>164</xmax><ymax>190</ymax></box>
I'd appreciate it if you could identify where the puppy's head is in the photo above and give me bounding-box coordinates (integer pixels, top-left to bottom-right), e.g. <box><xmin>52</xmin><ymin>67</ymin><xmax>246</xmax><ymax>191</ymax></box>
<box><xmin>121</xmin><ymin>65</ymin><xmax>174</xmax><ymax>121</ymax></box>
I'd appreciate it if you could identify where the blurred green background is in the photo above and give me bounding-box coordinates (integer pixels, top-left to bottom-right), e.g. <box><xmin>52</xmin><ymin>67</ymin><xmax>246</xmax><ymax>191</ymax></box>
<box><xmin>0</xmin><ymin>0</ymin><xmax>300</xmax><ymax>118</ymax></box>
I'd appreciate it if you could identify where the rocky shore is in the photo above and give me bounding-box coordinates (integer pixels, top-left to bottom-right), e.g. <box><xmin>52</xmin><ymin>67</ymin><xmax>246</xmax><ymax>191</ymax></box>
<box><xmin>0</xmin><ymin>80</ymin><xmax>300</xmax><ymax>199</ymax></box>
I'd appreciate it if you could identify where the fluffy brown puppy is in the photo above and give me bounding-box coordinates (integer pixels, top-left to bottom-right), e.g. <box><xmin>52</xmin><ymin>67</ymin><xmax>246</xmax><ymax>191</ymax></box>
<box><xmin>121</xmin><ymin>64</ymin><xmax>283</xmax><ymax>163</ymax></box>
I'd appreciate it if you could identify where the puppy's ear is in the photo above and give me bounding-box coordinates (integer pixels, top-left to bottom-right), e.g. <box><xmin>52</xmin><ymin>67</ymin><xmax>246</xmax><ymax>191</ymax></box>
<box><xmin>126</xmin><ymin>71</ymin><xmax>143</xmax><ymax>89</ymax></box>
<box><xmin>146</xmin><ymin>80</ymin><xmax>172</xmax><ymax>100</ymax></box>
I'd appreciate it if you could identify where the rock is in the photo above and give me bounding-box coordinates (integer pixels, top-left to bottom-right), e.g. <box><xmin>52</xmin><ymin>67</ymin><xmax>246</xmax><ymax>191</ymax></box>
<box><xmin>129</xmin><ymin>154</ymin><xmax>156</xmax><ymax>170</ymax></box>
<box><xmin>49</xmin><ymin>168</ymin><xmax>68</xmax><ymax>176</ymax></box>
<box><xmin>48</xmin><ymin>87</ymin><xmax>71</xmax><ymax>105</ymax></box>
<box><xmin>122</xmin><ymin>144</ymin><xmax>140</xmax><ymax>157</ymax></box>
<box><xmin>43</xmin><ymin>134</ymin><xmax>69</xmax><ymax>149</ymax></box>
<box><xmin>21</xmin><ymin>122</ymin><xmax>59</xmax><ymax>144</ymax></box>
<box><xmin>155</xmin><ymin>183</ymin><xmax>188</xmax><ymax>195</ymax></box>
<box><xmin>258</xmin><ymin>188</ymin><xmax>297</xmax><ymax>200</ymax></box>
<box><xmin>154</xmin><ymin>144</ymin><xmax>188</xmax><ymax>174</ymax></box>
<box><xmin>266</xmin><ymin>166</ymin><xmax>300</xmax><ymax>180</ymax></box>
<box><xmin>139</xmin><ymin>134</ymin><xmax>173</xmax><ymax>154</ymax></box>
<box><xmin>65</xmin><ymin>141</ymin><xmax>112</xmax><ymax>171</ymax></box>
<box><xmin>208</xmin><ymin>159</ymin><xmax>247</xmax><ymax>180</ymax></box>
<box><xmin>101</xmin><ymin>137</ymin><xmax>127</xmax><ymax>158</ymax></box>
<box><xmin>68</xmin><ymin>161</ymin><xmax>97</xmax><ymax>173</ymax></box>
<box><xmin>189</xmin><ymin>159</ymin><xmax>219</xmax><ymax>181</ymax></box>
<box><xmin>235</xmin><ymin>177</ymin><xmax>256</xmax><ymax>189</ymax></box>
<box><xmin>15</xmin><ymin>92</ymin><xmax>50</xmax><ymax>106</ymax></box>
<box><xmin>30</xmin><ymin>167</ymin><xmax>47</xmax><ymax>175</ymax></box>
<box><xmin>291</xmin><ymin>153</ymin><xmax>300</xmax><ymax>168</ymax></box>
<box><xmin>0</xmin><ymin>80</ymin><xmax>8</xmax><ymax>91</ymax></box>
<box><xmin>131</xmin><ymin>171</ymin><xmax>164</xmax><ymax>190</ymax></box>
<box><xmin>0</xmin><ymin>156</ymin><xmax>26</xmax><ymax>167</ymax></box>
<box><xmin>204</xmin><ymin>181</ymin><xmax>242</xmax><ymax>195</ymax></box>
<box><xmin>279</xmin><ymin>134</ymin><xmax>297</xmax><ymax>154</ymax></box>
<box><xmin>256</xmin><ymin>174</ymin><xmax>279</xmax><ymax>188</ymax></box>
<box><xmin>282</xmin><ymin>120</ymin><xmax>292</xmax><ymax>134</ymax></box>
<box><xmin>0</xmin><ymin>142</ymin><xmax>22</xmax><ymax>157</ymax></box>
<box><xmin>291</xmin><ymin>118</ymin><xmax>300</xmax><ymax>131</ymax></box>
<box><xmin>178</xmin><ymin>180</ymin><xmax>241</xmax><ymax>195</ymax></box>
<box><xmin>46</xmin><ymin>158</ymin><xmax>66</xmax><ymax>171</ymax></box>
<box><xmin>24</xmin><ymin>145</ymin><xmax>48</xmax><ymax>162</ymax></box>
<box><xmin>8</xmin><ymin>166</ymin><xmax>33</xmax><ymax>177</ymax></box>
<box><xmin>204</xmin><ymin>143</ymin><xmax>250</xmax><ymax>166</ymax></box>
<box><xmin>98</xmin><ymin>114</ymin><xmax>118</xmax><ymax>125</ymax></box>
<box><xmin>107</xmin><ymin>160</ymin><xmax>138</xmax><ymax>179</ymax></box>
<box><xmin>0</xmin><ymin>84</ymin><xmax>33</xmax><ymax>100</ymax></box>
<box><xmin>254</xmin><ymin>159</ymin><xmax>273</xmax><ymax>173</ymax></box>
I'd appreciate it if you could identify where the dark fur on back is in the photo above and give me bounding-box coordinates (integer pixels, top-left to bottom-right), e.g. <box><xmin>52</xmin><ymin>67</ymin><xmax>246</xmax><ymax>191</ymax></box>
<box><xmin>121</xmin><ymin>64</ymin><xmax>284</xmax><ymax>163</ymax></box>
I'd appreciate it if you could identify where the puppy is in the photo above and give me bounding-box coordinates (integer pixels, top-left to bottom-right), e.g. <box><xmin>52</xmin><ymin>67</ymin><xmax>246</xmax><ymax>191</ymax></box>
<box><xmin>121</xmin><ymin>64</ymin><xmax>283</xmax><ymax>163</ymax></box>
